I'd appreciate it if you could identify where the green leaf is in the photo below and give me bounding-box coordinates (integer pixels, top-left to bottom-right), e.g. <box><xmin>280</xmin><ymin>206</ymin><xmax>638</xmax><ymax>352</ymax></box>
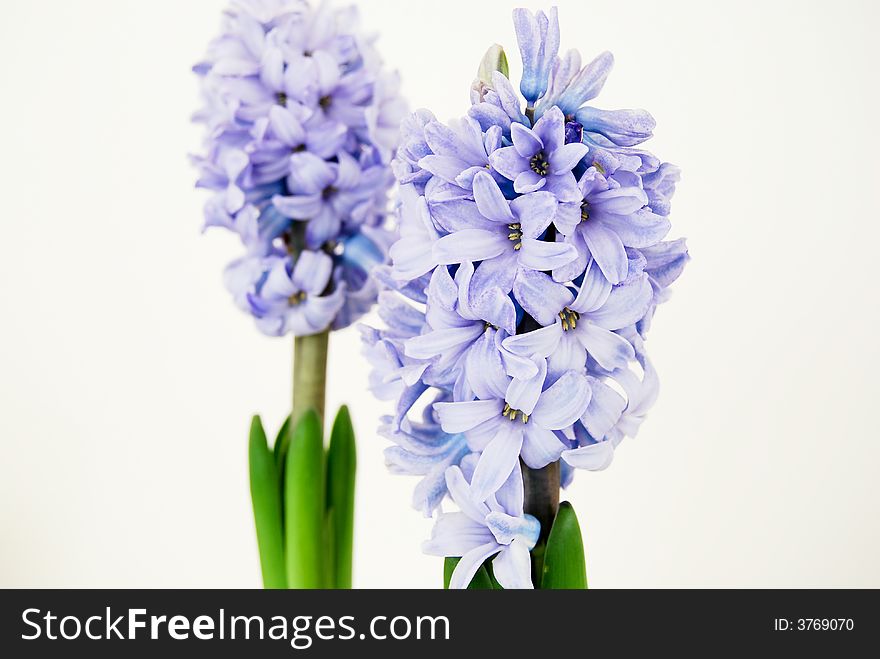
<box><xmin>326</xmin><ymin>406</ymin><xmax>356</xmax><ymax>589</ymax></box>
<box><xmin>284</xmin><ymin>410</ymin><xmax>326</xmax><ymax>589</ymax></box>
<box><xmin>541</xmin><ymin>501</ymin><xmax>588</xmax><ymax>589</ymax></box>
<box><xmin>272</xmin><ymin>414</ymin><xmax>292</xmax><ymax>466</ymax></box>
<box><xmin>443</xmin><ymin>557</ymin><xmax>497</xmax><ymax>589</ymax></box>
<box><xmin>248</xmin><ymin>416</ymin><xmax>286</xmax><ymax>589</ymax></box>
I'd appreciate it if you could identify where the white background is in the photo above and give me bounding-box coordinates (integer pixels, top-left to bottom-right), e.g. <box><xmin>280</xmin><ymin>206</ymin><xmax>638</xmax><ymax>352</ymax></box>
<box><xmin>1</xmin><ymin>0</ymin><xmax>878</xmax><ymax>588</ymax></box>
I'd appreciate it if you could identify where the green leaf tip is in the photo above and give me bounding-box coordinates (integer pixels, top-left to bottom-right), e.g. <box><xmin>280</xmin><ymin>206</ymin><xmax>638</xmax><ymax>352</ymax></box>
<box><xmin>540</xmin><ymin>501</ymin><xmax>588</xmax><ymax>590</ymax></box>
<box><xmin>248</xmin><ymin>415</ymin><xmax>286</xmax><ymax>589</ymax></box>
<box><xmin>327</xmin><ymin>405</ymin><xmax>357</xmax><ymax>589</ymax></box>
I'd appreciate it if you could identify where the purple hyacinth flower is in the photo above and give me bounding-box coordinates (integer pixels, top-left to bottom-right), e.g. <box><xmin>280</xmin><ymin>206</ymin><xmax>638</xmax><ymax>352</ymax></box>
<box><xmin>555</xmin><ymin>168</ymin><xmax>670</xmax><ymax>286</ymax></box>
<box><xmin>435</xmin><ymin>360</ymin><xmax>590</xmax><ymax>501</ymax></box>
<box><xmin>503</xmin><ymin>261</ymin><xmax>653</xmax><ymax>376</ymax></box>
<box><xmin>273</xmin><ymin>151</ymin><xmax>386</xmax><ymax>249</ymax></box>
<box><xmin>423</xmin><ymin>457</ymin><xmax>539</xmax><ymax>589</ymax></box>
<box><xmin>418</xmin><ymin>117</ymin><xmax>504</xmax><ymax>196</ymax></box>
<box><xmin>489</xmin><ymin>107</ymin><xmax>588</xmax><ymax>203</ymax></box>
<box><xmin>247</xmin><ymin>250</ymin><xmax>345</xmax><ymax>336</ymax></box>
<box><xmin>431</xmin><ymin>172</ymin><xmax>577</xmax><ymax>320</ymax></box>
<box><xmin>194</xmin><ymin>0</ymin><xmax>406</xmax><ymax>337</ymax></box>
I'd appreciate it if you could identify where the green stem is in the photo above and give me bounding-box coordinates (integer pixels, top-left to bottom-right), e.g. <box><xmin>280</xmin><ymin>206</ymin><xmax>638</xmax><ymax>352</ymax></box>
<box><xmin>292</xmin><ymin>331</ymin><xmax>329</xmax><ymax>432</ymax></box>
<box><xmin>522</xmin><ymin>460</ymin><xmax>560</xmax><ymax>586</ymax></box>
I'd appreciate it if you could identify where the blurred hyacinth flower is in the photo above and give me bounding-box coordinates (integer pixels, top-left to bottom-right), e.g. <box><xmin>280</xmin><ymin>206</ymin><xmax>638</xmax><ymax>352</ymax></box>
<box><xmin>362</xmin><ymin>6</ymin><xmax>689</xmax><ymax>588</ymax></box>
<box><xmin>193</xmin><ymin>0</ymin><xmax>408</xmax><ymax>591</ymax></box>
<box><xmin>193</xmin><ymin>0</ymin><xmax>407</xmax><ymax>338</ymax></box>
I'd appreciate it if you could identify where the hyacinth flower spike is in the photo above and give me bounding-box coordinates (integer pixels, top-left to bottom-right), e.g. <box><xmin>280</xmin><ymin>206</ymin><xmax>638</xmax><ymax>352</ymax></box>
<box><xmin>194</xmin><ymin>0</ymin><xmax>407</xmax><ymax>589</ymax></box>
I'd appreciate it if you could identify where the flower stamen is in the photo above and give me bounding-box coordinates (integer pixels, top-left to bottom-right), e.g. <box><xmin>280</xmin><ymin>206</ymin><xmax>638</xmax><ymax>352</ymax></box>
<box><xmin>580</xmin><ymin>201</ymin><xmax>590</xmax><ymax>223</ymax></box>
<box><xmin>508</xmin><ymin>223</ymin><xmax>523</xmax><ymax>251</ymax></box>
<box><xmin>529</xmin><ymin>151</ymin><xmax>550</xmax><ymax>176</ymax></box>
<box><xmin>276</xmin><ymin>92</ymin><xmax>288</xmax><ymax>107</ymax></box>
<box><xmin>289</xmin><ymin>291</ymin><xmax>307</xmax><ymax>306</ymax></box>
<box><xmin>559</xmin><ymin>308</ymin><xmax>580</xmax><ymax>331</ymax></box>
<box><xmin>501</xmin><ymin>403</ymin><xmax>529</xmax><ymax>424</ymax></box>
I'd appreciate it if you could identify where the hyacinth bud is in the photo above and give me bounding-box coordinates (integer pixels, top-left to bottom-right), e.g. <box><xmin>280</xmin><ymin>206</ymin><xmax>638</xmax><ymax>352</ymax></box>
<box><xmin>470</xmin><ymin>44</ymin><xmax>510</xmax><ymax>104</ymax></box>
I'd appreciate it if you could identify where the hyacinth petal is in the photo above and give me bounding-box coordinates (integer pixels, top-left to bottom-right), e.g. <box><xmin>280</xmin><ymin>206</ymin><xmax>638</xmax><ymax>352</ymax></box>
<box><xmin>473</xmin><ymin>171</ymin><xmax>516</xmax><ymax>223</ymax></box>
<box><xmin>581</xmin><ymin>221</ymin><xmax>628</xmax><ymax>285</ymax></box>
<box><xmin>287</xmin><ymin>152</ymin><xmax>336</xmax><ymax>195</ymax></box>
<box><xmin>494</xmin><ymin>460</ymin><xmax>525</xmax><ymax>518</ymax></box>
<box><xmin>571</xmin><ymin>259</ymin><xmax>613</xmax><ymax>313</ymax></box>
<box><xmin>553</xmin><ymin>202</ymin><xmax>582</xmax><ymax>237</ymax></box>
<box><xmin>419</xmin><ymin>155</ymin><xmax>471</xmax><ymax>185</ymax></box>
<box><xmin>548</xmin><ymin>334</ymin><xmax>588</xmax><ymax>382</ymax></box>
<box><xmin>589</xmin><ymin>274</ymin><xmax>653</xmax><ymax>330</ymax></box>
<box><xmin>543</xmin><ymin>172</ymin><xmax>583</xmax><ymax>203</ymax></box>
<box><xmin>562</xmin><ymin>441</ymin><xmax>615</xmax><ymax>471</ymax></box>
<box><xmin>390</xmin><ymin>236</ymin><xmax>437</xmax><ymax>281</ymax></box>
<box><xmin>445</xmin><ymin>467</ymin><xmax>492</xmax><ymax>523</ymax></box>
<box><xmin>510</xmin><ymin>122</ymin><xmax>543</xmax><ymax>158</ymax></box>
<box><xmin>291</xmin><ymin>250</ymin><xmax>333</xmax><ymax>296</ymax></box>
<box><xmin>304</xmin><ymin>206</ymin><xmax>341</xmax><ymax>249</ymax></box>
<box><xmin>492</xmin><ymin>539</ymin><xmax>534</xmax><ymax>589</ymax></box>
<box><xmin>513</xmin><ymin>170</ymin><xmax>546</xmax><ymax>194</ymax></box>
<box><xmin>549</xmin><ymin>142</ymin><xmax>590</xmax><ymax>175</ymax></box>
<box><xmin>433</xmin><ymin>230</ymin><xmax>509</xmax><ymax>265</ymax></box>
<box><xmin>491</xmin><ymin>71</ymin><xmax>529</xmax><ymax>125</ymax></box>
<box><xmin>273</xmin><ymin>193</ymin><xmax>323</xmax><ymax>219</ymax></box>
<box><xmin>449</xmin><ymin>542</ymin><xmax>502</xmax><ymax>590</ymax></box>
<box><xmin>514</xmin><ymin>269</ymin><xmax>575</xmax><ymax>327</ymax></box>
<box><xmin>511</xmin><ymin>191</ymin><xmax>557</xmax><ymax>238</ymax></box>
<box><xmin>518</xmin><ymin>239</ymin><xmax>578</xmax><ymax>272</ymax></box>
<box><xmin>421</xmin><ymin>512</ymin><xmax>495</xmax><ymax>555</ymax></box>
<box><xmin>470</xmin><ymin>251</ymin><xmax>518</xmax><ymax>298</ymax></box>
<box><xmin>268</xmin><ymin>105</ymin><xmax>306</xmax><ymax>146</ymax></box>
<box><xmin>557</xmin><ymin>51</ymin><xmax>615</xmax><ymax>114</ymax></box>
<box><xmin>466</xmin><ymin>331</ymin><xmax>512</xmax><ymax>401</ymax></box>
<box><xmin>404</xmin><ymin>324</ymin><xmax>485</xmax><ymax>360</ymax></box>
<box><xmin>470</xmin><ymin>424</ymin><xmax>525</xmax><ymax>502</ymax></box>
<box><xmin>490</xmin><ymin>146</ymin><xmax>530</xmax><ymax>180</ymax></box>
<box><xmin>472</xmin><ymin>288</ymin><xmax>517</xmax><ymax>335</ymax></box>
<box><xmin>503</xmin><ymin>323</ymin><xmax>562</xmax><ymax>358</ymax></box>
<box><xmin>300</xmin><ymin>288</ymin><xmax>345</xmax><ymax>335</ymax></box>
<box><xmin>590</xmin><ymin>185</ymin><xmax>649</xmax><ymax>216</ymax></box>
<box><xmin>430</xmin><ymin>200</ymin><xmax>496</xmax><ymax>233</ymax></box>
<box><xmin>552</xmin><ymin>230</ymin><xmax>590</xmax><ymax>283</ymax></box>
<box><xmin>581</xmin><ymin>377</ymin><xmax>627</xmax><ymax>439</ymax></box>
<box><xmin>262</xmin><ymin>260</ymin><xmax>298</xmax><ymax>298</ymax></box>
<box><xmin>577</xmin><ymin>324</ymin><xmax>635</xmax><ymax>371</ymax></box>
<box><xmin>597</xmin><ymin>209</ymin><xmax>671</xmax><ymax>248</ymax></box>
<box><xmin>521</xmin><ymin>424</ymin><xmax>566</xmax><ymax>469</ymax></box>
<box><xmin>576</xmin><ymin>107</ymin><xmax>656</xmax><ymax>147</ymax></box>
<box><xmin>531</xmin><ymin>106</ymin><xmax>565</xmax><ymax>154</ymax></box>
<box><xmin>435</xmin><ymin>400</ymin><xmax>504</xmax><ymax>434</ymax></box>
<box><xmin>532</xmin><ymin>371</ymin><xmax>592</xmax><ymax>430</ymax></box>
<box><xmin>505</xmin><ymin>358</ymin><xmax>547</xmax><ymax>416</ymax></box>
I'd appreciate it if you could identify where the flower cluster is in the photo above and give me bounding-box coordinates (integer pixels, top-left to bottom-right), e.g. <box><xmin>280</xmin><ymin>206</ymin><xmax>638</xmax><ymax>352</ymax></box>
<box><xmin>363</xmin><ymin>7</ymin><xmax>689</xmax><ymax>588</ymax></box>
<box><xmin>193</xmin><ymin>0</ymin><xmax>407</xmax><ymax>336</ymax></box>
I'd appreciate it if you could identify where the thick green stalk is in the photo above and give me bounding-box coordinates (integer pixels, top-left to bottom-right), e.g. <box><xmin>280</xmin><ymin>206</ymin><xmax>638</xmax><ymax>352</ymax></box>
<box><xmin>522</xmin><ymin>460</ymin><xmax>560</xmax><ymax>586</ymax></box>
<box><xmin>293</xmin><ymin>331</ymin><xmax>329</xmax><ymax>427</ymax></box>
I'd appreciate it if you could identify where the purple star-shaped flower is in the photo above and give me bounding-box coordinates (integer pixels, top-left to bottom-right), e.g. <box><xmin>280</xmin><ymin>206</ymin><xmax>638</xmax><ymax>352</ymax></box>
<box><xmin>430</xmin><ymin>171</ymin><xmax>577</xmax><ymax>326</ymax></box>
<box><xmin>489</xmin><ymin>106</ymin><xmax>588</xmax><ymax>205</ymax></box>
